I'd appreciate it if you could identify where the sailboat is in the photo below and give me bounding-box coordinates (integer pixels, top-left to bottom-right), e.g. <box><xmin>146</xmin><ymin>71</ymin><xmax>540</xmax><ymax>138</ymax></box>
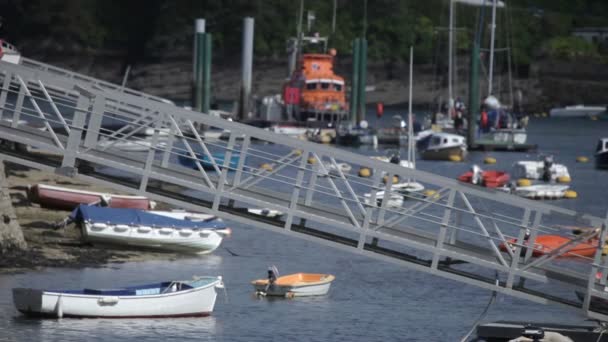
<box><xmin>476</xmin><ymin>0</ymin><xmax>528</xmax><ymax>146</ymax></box>
<box><xmin>364</xmin><ymin>47</ymin><xmax>424</xmax><ymax>208</ymax></box>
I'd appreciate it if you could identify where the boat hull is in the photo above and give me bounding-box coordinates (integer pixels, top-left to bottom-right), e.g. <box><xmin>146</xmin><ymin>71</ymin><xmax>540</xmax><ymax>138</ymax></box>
<box><xmin>500</xmin><ymin>184</ymin><xmax>570</xmax><ymax>200</ymax></box>
<box><xmin>420</xmin><ymin>146</ymin><xmax>466</xmax><ymax>161</ymax></box>
<box><xmin>251</xmin><ymin>273</ymin><xmax>334</xmax><ymax>297</ymax></box>
<box><xmin>82</xmin><ymin>221</ymin><xmax>225</xmax><ymax>254</ymax></box>
<box><xmin>28</xmin><ymin>184</ymin><xmax>153</xmax><ymax>210</ymax></box>
<box><xmin>500</xmin><ymin>235</ymin><xmax>597</xmax><ymax>258</ymax></box>
<box><xmin>458</xmin><ymin>170</ymin><xmax>510</xmax><ymax>188</ymax></box>
<box><xmin>13</xmin><ymin>277</ymin><xmax>222</xmax><ymax>318</ymax></box>
<box><xmin>596</xmin><ymin>151</ymin><xmax>608</xmax><ymax>169</ymax></box>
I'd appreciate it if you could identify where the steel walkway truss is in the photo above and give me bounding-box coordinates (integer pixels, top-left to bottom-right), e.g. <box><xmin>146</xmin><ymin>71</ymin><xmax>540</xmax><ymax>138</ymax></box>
<box><xmin>1</xmin><ymin>59</ymin><xmax>608</xmax><ymax>320</ymax></box>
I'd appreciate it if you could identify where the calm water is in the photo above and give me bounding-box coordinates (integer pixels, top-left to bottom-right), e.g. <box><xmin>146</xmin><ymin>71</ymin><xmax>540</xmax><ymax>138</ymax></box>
<box><xmin>1</xmin><ymin>114</ymin><xmax>607</xmax><ymax>341</ymax></box>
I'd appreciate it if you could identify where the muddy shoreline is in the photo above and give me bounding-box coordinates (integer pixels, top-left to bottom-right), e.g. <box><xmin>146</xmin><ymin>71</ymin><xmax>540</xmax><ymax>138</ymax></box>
<box><xmin>1</xmin><ymin>163</ymin><xmax>190</xmax><ymax>274</ymax></box>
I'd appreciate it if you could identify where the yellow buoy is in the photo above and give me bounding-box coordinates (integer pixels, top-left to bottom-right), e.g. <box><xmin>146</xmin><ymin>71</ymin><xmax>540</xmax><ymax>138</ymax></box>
<box><xmin>383</xmin><ymin>175</ymin><xmax>399</xmax><ymax>184</ymax></box>
<box><xmin>293</xmin><ymin>149</ymin><xmax>303</xmax><ymax>156</ymax></box>
<box><xmin>576</xmin><ymin>156</ymin><xmax>589</xmax><ymax>163</ymax></box>
<box><xmin>556</xmin><ymin>175</ymin><xmax>571</xmax><ymax>183</ymax></box>
<box><xmin>484</xmin><ymin>156</ymin><xmax>497</xmax><ymax>164</ymax></box>
<box><xmin>603</xmin><ymin>244</ymin><xmax>608</xmax><ymax>256</ymax></box>
<box><xmin>320</xmin><ymin>135</ymin><xmax>332</xmax><ymax>144</ymax></box>
<box><xmin>591</xmin><ymin>115</ymin><xmax>598</xmax><ymax>121</ymax></box>
<box><xmin>449</xmin><ymin>155</ymin><xmax>462</xmax><ymax>162</ymax></box>
<box><xmin>517</xmin><ymin>178</ymin><xmax>531</xmax><ymax>187</ymax></box>
<box><xmin>307</xmin><ymin>157</ymin><xmax>317</xmax><ymax>164</ymax></box>
<box><xmin>260</xmin><ymin>163</ymin><xmax>273</xmax><ymax>172</ymax></box>
<box><xmin>564</xmin><ymin>190</ymin><xmax>577</xmax><ymax>199</ymax></box>
<box><xmin>423</xmin><ymin>189</ymin><xmax>439</xmax><ymax>199</ymax></box>
<box><xmin>358</xmin><ymin>168</ymin><xmax>372</xmax><ymax>178</ymax></box>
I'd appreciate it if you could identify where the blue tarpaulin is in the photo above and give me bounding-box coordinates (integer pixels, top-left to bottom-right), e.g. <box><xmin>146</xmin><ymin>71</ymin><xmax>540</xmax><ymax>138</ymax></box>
<box><xmin>69</xmin><ymin>204</ymin><xmax>225</xmax><ymax>229</ymax></box>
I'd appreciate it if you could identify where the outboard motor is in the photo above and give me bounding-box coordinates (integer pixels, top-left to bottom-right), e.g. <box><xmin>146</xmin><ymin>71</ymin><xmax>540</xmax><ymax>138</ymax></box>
<box><xmin>542</xmin><ymin>155</ymin><xmax>554</xmax><ymax>182</ymax></box>
<box><xmin>471</xmin><ymin>164</ymin><xmax>483</xmax><ymax>185</ymax></box>
<box><xmin>389</xmin><ymin>153</ymin><xmax>401</xmax><ymax>165</ymax></box>
<box><xmin>521</xmin><ymin>325</ymin><xmax>544</xmax><ymax>341</ymax></box>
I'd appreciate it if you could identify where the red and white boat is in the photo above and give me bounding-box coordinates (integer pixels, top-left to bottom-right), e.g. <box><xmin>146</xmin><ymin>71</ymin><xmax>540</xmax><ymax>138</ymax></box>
<box><xmin>27</xmin><ymin>184</ymin><xmax>155</xmax><ymax>211</ymax></box>
<box><xmin>458</xmin><ymin>165</ymin><xmax>510</xmax><ymax>188</ymax></box>
<box><xmin>500</xmin><ymin>235</ymin><xmax>598</xmax><ymax>258</ymax></box>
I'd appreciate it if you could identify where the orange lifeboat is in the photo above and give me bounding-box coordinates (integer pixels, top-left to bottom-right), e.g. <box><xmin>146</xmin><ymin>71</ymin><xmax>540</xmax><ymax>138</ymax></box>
<box><xmin>283</xmin><ymin>52</ymin><xmax>348</xmax><ymax>124</ymax></box>
<box><xmin>499</xmin><ymin>235</ymin><xmax>598</xmax><ymax>258</ymax></box>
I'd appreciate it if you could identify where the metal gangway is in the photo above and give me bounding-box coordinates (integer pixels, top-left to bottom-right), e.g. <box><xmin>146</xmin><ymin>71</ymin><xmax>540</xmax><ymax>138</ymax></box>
<box><xmin>1</xmin><ymin>57</ymin><xmax>608</xmax><ymax>321</ymax></box>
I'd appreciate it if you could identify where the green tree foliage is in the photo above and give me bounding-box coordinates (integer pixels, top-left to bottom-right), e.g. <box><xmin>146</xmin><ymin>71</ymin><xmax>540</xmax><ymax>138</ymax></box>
<box><xmin>0</xmin><ymin>0</ymin><xmax>607</xmax><ymax>65</ymax></box>
<box><xmin>543</xmin><ymin>36</ymin><xmax>598</xmax><ymax>59</ymax></box>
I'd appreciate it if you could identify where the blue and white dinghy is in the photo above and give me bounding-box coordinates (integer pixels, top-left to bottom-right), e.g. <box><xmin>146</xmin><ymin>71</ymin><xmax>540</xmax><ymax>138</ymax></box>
<box><xmin>13</xmin><ymin>276</ymin><xmax>224</xmax><ymax>318</ymax></box>
<box><xmin>69</xmin><ymin>205</ymin><xmax>231</xmax><ymax>254</ymax></box>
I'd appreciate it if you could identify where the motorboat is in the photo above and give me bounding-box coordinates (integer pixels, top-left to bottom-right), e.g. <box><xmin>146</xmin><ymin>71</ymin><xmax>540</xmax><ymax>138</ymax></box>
<box><xmin>550</xmin><ymin>105</ymin><xmax>606</xmax><ymax>118</ymax></box>
<box><xmin>251</xmin><ymin>268</ymin><xmax>335</xmax><ymax>297</ymax></box>
<box><xmin>371</xmin><ymin>155</ymin><xmax>414</xmax><ymax>169</ymax></box>
<box><xmin>150</xmin><ymin>210</ymin><xmax>217</xmax><ymax>222</ymax></box>
<box><xmin>97</xmin><ymin>138</ymin><xmax>167</xmax><ymax>152</ymax></box>
<box><xmin>417</xmin><ymin>132</ymin><xmax>467</xmax><ymax>161</ymax></box>
<box><xmin>513</xmin><ymin>156</ymin><xmax>570</xmax><ymax>181</ymax></box>
<box><xmin>27</xmin><ymin>183</ymin><xmax>155</xmax><ymax>211</ymax></box>
<box><xmin>318</xmin><ymin>161</ymin><xmax>352</xmax><ymax>177</ymax></box>
<box><xmin>70</xmin><ymin>205</ymin><xmax>231</xmax><ymax>254</ymax></box>
<box><xmin>500</xmin><ymin>235</ymin><xmax>598</xmax><ymax>258</ymax></box>
<box><xmin>13</xmin><ymin>276</ymin><xmax>224</xmax><ymax>318</ymax></box>
<box><xmin>458</xmin><ymin>165</ymin><xmax>510</xmax><ymax>188</ymax></box>
<box><xmin>247</xmin><ymin>208</ymin><xmax>283</xmax><ymax>218</ymax></box>
<box><xmin>498</xmin><ymin>184</ymin><xmax>570</xmax><ymax>200</ymax></box>
<box><xmin>0</xmin><ymin>40</ymin><xmax>21</xmax><ymax>64</ymax></box>
<box><xmin>177</xmin><ymin>152</ymin><xmax>242</xmax><ymax>171</ymax></box>
<box><xmin>596</xmin><ymin>138</ymin><xmax>608</xmax><ymax>169</ymax></box>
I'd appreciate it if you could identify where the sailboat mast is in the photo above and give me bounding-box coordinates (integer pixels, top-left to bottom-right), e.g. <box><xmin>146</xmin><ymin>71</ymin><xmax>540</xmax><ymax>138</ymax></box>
<box><xmin>487</xmin><ymin>0</ymin><xmax>497</xmax><ymax>96</ymax></box>
<box><xmin>448</xmin><ymin>0</ymin><xmax>454</xmax><ymax>110</ymax></box>
<box><xmin>408</xmin><ymin>46</ymin><xmax>415</xmax><ymax>170</ymax></box>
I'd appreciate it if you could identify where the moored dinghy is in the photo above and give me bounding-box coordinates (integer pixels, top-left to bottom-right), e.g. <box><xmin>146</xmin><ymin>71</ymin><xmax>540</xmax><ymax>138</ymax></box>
<box><xmin>458</xmin><ymin>165</ymin><xmax>510</xmax><ymax>188</ymax></box>
<box><xmin>252</xmin><ymin>267</ymin><xmax>335</xmax><ymax>298</ymax></box>
<box><xmin>417</xmin><ymin>132</ymin><xmax>467</xmax><ymax>161</ymax></box>
<box><xmin>13</xmin><ymin>276</ymin><xmax>224</xmax><ymax>318</ymax></box>
<box><xmin>70</xmin><ymin>205</ymin><xmax>231</xmax><ymax>254</ymax></box>
<box><xmin>27</xmin><ymin>183</ymin><xmax>155</xmax><ymax>210</ymax></box>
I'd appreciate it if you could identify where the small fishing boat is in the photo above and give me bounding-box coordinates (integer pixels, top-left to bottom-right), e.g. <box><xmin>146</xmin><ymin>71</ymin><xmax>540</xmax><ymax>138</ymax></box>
<box><xmin>513</xmin><ymin>156</ymin><xmax>570</xmax><ymax>181</ymax></box>
<box><xmin>150</xmin><ymin>210</ymin><xmax>217</xmax><ymax>222</ymax></box>
<box><xmin>247</xmin><ymin>208</ymin><xmax>283</xmax><ymax>218</ymax></box>
<box><xmin>0</xmin><ymin>39</ymin><xmax>21</xmax><ymax>64</ymax></box>
<box><xmin>318</xmin><ymin>161</ymin><xmax>352</xmax><ymax>177</ymax></box>
<box><xmin>70</xmin><ymin>205</ymin><xmax>231</xmax><ymax>254</ymax></box>
<box><xmin>13</xmin><ymin>276</ymin><xmax>224</xmax><ymax>318</ymax></box>
<box><xmin>371</xmin><ymin>155</ymin><xmax>414</xmax><ymax>169</ymax></box>
<box><xmin>500</xmin><ymin>235</ymin><xmax>598</xmax><ymax>258</ymax></box>
<box><xmin>499</xmin><ymin>184</ymin><xmax>570</xmax><ymax>200</ymax></box>
<box><xmin>364</xmin><ymin>181</ymin><xmax>426</xmax><ymax>208</ymax></box>
<box><xmin>97</xmin><ymin>138</ymin><xmax>167</xmax><ymax>152</ymax></box>
<box><xmin>177</xmin><ymin>152</ymin><xmax>242</xmax><ymax>171</ymax></box>
<box><xmin>27</xmin><ymin>184</ymin><xmax>155</xmax><ymax>210</ymax></box>
<box><xmin>458</xmin><ymin>165</ymin><xmax>510</xmax><ymax>188</ymax></box>
<box><xmin>550</xmin><ymin>104</ymin><xmax>606</xmax><ymax>118</ymax></box>
<box><xmin>595</xmin><ymin>138</ymin><xmax>608</xmax><ymax>169</ymax></box>
<box><xmin>416</xmin><ymin>132</ymin><xmax>467</xmax><ymax>161</ymax></box>
<box><xmin>252</xmin><ymin>272</ymin><xmax>335</xmax><ymax>298</ymax></box>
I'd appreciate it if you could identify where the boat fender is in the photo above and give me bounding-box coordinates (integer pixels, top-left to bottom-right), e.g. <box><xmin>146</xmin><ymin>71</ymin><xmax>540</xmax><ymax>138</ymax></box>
<box><xmin>114</xmin><ymin>224</ymin><xmax>130</xmax><ymax>232</ymax></box>
<box><xmin>448</xmin><ymin>155</ymin><xmax>462</xmax><ymax>162</ymax></box>
<box><xmin>159</xmin><ymin>227</ymin><xmax>174</xmax><ymax>234</ymax></box>
<box><xmin>576</xmin><ymin>156</ymin><xmax>589</xmax><ymax>163</ymax></box>
<box><xmin>215</xmin><ymin>228</ymin><xmax>232</xmax><ymax>237</ymax></box>
<box><xmin>98</xmin><ymin>297</ymin><xmax>119</xmax><ymax>305</ymax></box>
<box><xmin>215</xmin><ymin>276</ymin><xmax>225</xmax><ymax>289</ymax></box>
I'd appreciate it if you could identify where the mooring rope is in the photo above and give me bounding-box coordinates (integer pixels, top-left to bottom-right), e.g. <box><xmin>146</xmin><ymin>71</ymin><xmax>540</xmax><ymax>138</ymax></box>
<box><xmin>460</xmin><ymin>272</ymin><xmax>499</xmax><ymax>342</ymax></box>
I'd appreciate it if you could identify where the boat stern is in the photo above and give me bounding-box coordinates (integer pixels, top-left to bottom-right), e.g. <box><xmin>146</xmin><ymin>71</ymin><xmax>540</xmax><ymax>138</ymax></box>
<box><xmin>12</xmin><ymin>288</ymin><xmax>45</xmax><ymax>315</ymax></box>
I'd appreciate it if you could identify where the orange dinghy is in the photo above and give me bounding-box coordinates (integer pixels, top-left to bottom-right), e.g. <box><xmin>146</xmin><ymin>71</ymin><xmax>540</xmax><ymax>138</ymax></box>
<box><xmin>252</xmin><ymin>273</ymin><xmax>335</xmax><ymax>298</ymax></box>
<box><xmin>499</xmin><ymin>235</ymin><xmax>598</xmax><ymax>258</ymax></box>
<box><xmin>458</xmin><ymin>167</ymin><xmax>510</xmax><ymax>188</ymax></box>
